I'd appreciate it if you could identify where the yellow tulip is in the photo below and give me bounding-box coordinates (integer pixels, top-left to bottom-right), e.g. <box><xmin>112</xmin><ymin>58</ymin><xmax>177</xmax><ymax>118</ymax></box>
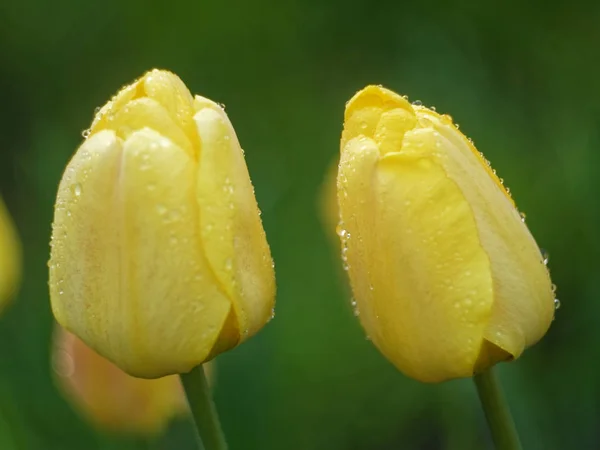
<box><xmin>0</xmin><ymin>197</ymin><xmax>21</xmax><ymax>310</ymax></box>
<box><xmin>52</xmin><ymin>325</ymin><xmax>200</xmax><ymax>434</ymax></box>
<box><xmin>49</xmin><ymin>69</ymin><xmax>275</xmax><ymax>378</ymax></box>
<box><xmin>337</xmin><ymin>85</ymin><xmax>555</xmax><ymax>383</ymax></box>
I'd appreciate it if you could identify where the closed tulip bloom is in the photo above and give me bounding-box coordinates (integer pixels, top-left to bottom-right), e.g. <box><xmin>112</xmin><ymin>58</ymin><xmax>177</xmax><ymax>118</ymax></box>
<box><xmin>53</xmin><ymin>326</ymin><xmax>194</xmax><ymax>434</ymax></box>
<box><xmin>0</xmin><ymin>197</ymin><xmax>21</xmax><ymax>310</ymax></box>
<box><xmin>49</xmin><ymin>70</ymin><xmax>275</xmax><ymax>378</ymax></box>
<box><xmin>337</xmin><ymin>85</ymin><xmax>555</xmax><ymax>383</ymax></box>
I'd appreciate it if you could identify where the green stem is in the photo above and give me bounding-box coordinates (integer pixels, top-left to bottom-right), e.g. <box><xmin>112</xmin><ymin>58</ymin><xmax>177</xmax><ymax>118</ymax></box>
<box><xmin>180</xmin><ymin>365</ymin><xmax>228</xmax><ymax>450</ymax></box>
<box><xmin>473</xmin><ymin>368</ymin><xmax>523</xmax><ymax>450</ymax></box>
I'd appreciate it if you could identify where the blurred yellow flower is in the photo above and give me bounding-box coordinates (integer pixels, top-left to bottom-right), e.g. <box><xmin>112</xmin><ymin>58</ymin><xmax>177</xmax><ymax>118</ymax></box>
<box><xmin>318</xmin><ymin>160</ymin><xmax>341</xmax><ymax>245</ymax></box>
<box><xmin>0</xmin><ymin>197</ymin><xmax>21</xmax><ymax>310</ymax></box>
<box><xmin>337</xmin><ymin>85</ymin><xmax>555</xmax><ymax>383</ymax></box>
<box><xmin>49</xmin><ymin>69</ymin><xmax>275</xmax><ymax>378</ymax></box>
<box><xmin>53</xmin><ymin>325</ymin><xmax>207</xmax><ymax>435</ymax></box>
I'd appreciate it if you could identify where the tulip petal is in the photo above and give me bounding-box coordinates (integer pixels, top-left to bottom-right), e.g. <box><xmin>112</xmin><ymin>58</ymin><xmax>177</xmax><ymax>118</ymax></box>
<box><xmin>194</xmin><ymin>99</ymin><xmax>276</xmax><ymax>342</ymax></box>
<box><xmin>50</xmin><ymin>129</ymin><xmax>231</xmax><ymax>378</ymax></box>
<box><xmin>339</xmin><ymin>133</ymin><xmax>494</xmax><ymax>382</ymax></box>
<box><xmin>101</xmin><ymin>97</ymin><xmax>195</xmax><ymax>158</ymax></box>
<box><xmin>142</xmin><ymin>70</ymin><xmax>199</xmax><ymax>150</ymax></box>
<box><xmin>416</xmin><ymin>111</ymin><xmax>555</xmax><ymax>360</ymax></box>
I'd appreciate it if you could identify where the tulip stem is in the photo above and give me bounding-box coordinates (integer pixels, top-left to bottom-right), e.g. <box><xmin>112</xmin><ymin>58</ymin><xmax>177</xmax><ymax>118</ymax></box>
<box><xmin>180</xmin><ymin>365</ymin><xmax>228</xmax><ymax>450</ymax></box>
<box><xmin>474</xmin><ymin>368</ymin><xmax>523</xmax><ymax>450</ymax></box>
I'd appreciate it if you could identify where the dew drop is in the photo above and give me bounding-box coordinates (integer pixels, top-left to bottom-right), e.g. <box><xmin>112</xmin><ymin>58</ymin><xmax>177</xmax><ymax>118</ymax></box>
<box><xmin>554</xmin><ymin>298</ymin><xmax>561</xmax><ymax>310</ymax></box>
<box><xmin>519</xmin><ymin>211</ymin><xmax>526</xmax><ymax>222</ymax></box>
<box><xmin>541</xmin><ymin>249</ymin><xmax>549</xmax><ymax>265</ymax></box>
<box><xmin>81</xmin><ymin>129</ymin><xmax>91</xmax><ymax>139</ymax></box>
<box><xmin>72</xmin><ymin>184</ymin><xmax>82</xmax><ymax>197</ymax></box>
<box><xmin>430</xmin><ymin>106</ymin><xmax>436</xmax><ymax>111</ymax></box>
<box><xmin>412</xmin><ymin>100</ymin><xmax>423</xmax><ymax>106</ymax></box>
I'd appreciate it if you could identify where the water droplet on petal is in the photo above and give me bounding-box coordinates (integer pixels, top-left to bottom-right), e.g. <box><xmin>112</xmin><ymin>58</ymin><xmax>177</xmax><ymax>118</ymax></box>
<box><xmin>72</xmin><ymin>184</ymin><xmax>82</xmax><ymax>197</ymax></box>
<box><xmin>554</xmin><ymin>298</ymin><xmax>561</xmax><ymax>310</ymax></box>
<box><xmin>519</xmin><ymin>211</ymin><xmax>526</xmax><ymax>222</ymax></box>
<box><xmin>541</xmin><ymin>248</ymin><xmax>549</xmax><ymax>265</ymax></box>
<box><xmin>412</xmin><ymin>100</ymin><xmax>423</xmax><ymax>106</ymax></box>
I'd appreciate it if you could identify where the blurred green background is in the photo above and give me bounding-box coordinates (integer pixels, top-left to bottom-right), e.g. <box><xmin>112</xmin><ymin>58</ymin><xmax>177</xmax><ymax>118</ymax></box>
<box><xmin>0</xmin><ymin>0</ymin><xmax>598</xmax><ymax>449</ymax></box>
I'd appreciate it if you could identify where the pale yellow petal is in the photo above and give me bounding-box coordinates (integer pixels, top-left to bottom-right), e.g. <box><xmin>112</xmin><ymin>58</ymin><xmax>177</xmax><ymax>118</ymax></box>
<box><xmin>414</xmin><ymin>110</ymin><xmax>554</xmax><ymax>359</ymax></box>
<box><xmin>339</xmin><ymin>133</ymin><xmax>493</xmax><ymax>382</ymax></box>
<box><xmin>89</xmin><ymin>79</ymin><xmax>142</xmax><ymax>133</ymax></box>
<box><xmin>142</xmin><ymin>70</ymin><xmax>199</xmax><ymax>151</ymax></box>
<box><xmin>50</xmin><ymin>129</ymin><xmax>231</xmax><ymax>378</ymax></box>
<box><xmin>106</xmin><ymin>97</ymin><xmax>194</xmax><ymax>158</ymax></box>
<box><xmin>194</xmin><ymin>101</ymin><xmax>276</xmax><ymax>341</ymax></box>
<box><xmin>342</xmin><ymin>85</ymin><xmax>415</xmax><ymax>149</ymax></box>
<box><xmin>0</xmin><ymin>198</ymin><xmax>20</xmax><ymax>309</ymax></box>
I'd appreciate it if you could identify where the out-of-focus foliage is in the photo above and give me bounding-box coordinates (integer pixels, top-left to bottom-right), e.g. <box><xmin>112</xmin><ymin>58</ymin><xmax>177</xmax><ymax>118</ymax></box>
<box><xmin>0</xmin><ymin>1</ymin><xmax>597</xmax><ymax>449</ymax></box>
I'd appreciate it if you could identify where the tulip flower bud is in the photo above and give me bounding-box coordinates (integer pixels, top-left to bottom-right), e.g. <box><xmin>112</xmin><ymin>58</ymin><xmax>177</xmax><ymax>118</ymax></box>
<box><xmin>53</xmin><ymin>326</ymin><xmax>195</xmax><ymax>434</ymax></box>
<box><xmin>337</xmin><ymin>85</ymin><xmax>555</xmax><ymax>383</ymax></box>
<box><xmin>0</xmin><ymin>197</ymin><xmax>21</xmax><ymax>310</ymax></box>
<box><xmin>49</xmin><ymin>70</ymin><xmax>275</xmax><ymax>378</ymax></box>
